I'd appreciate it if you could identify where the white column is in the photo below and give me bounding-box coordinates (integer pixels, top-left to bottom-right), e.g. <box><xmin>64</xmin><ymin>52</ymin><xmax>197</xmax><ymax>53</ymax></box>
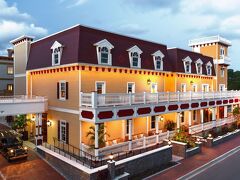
<box><xmin>35</xmin><ymin>114</ymin><xmax>39</xmax><ymax>145</ymax></box>
<box><xmin>155</xmin><ymin>118</ymin><xmax>159</xmax><ymax>143</ymax></box>
<box><xmin>128</xmin><ymin>119</ymin><xmax>132</xmax><ymax>151</ymax></box>
<box><xmin>177</xmin><ymin>113</ymin><xmax>180</xmax><ymax>131</ymax></box>
<box><xmin>200</xmin><ymin>109</ymin><xmax>204</xmax><ymax>131</ymax></box>
<box><xmin>212</xmin><ymin>107</ymin><xmax>216</xmax><ymax>127</ymax></box>
<box><xmin>94</xmin><ymin>124</ymin><xmax>99</xmax><ymax>157</ymax></box>
<box><xmin>224</xmin><ymin>106</ymin><xmax>228</xmax><ymax>118</ymax></box>
<box><xmin>188</xmin><ymin>111</ymin><xmax>192</xmax><ymax>134</ymax></box>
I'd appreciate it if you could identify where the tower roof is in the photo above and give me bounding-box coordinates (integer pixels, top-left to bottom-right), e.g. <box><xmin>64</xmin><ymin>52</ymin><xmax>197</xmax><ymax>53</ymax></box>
<box><xmin>189</xmin><ymin>35</ymin><xmax>231</xmax><ymax>47</ymax></box>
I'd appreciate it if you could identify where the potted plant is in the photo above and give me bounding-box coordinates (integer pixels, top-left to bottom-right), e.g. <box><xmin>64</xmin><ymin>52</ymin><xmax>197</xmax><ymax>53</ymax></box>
<box><xmin>86</xmin><ymin>124</ymin><xmax>109</xmax><ymax>148</ymax></box>
<box><xmin>164</xmin><ymin>120</ymin><xmax>176</xmax><ymax>131</ymax></box>
<box><xmin>12</xmin><ymin>115</ymin><xmax>30</xmax><ymax>141</ymax></box>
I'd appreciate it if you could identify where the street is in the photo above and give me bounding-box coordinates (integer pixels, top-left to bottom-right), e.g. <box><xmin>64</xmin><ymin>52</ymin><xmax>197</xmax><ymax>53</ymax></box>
<box><xmin>189</xmin><ymin>148</ymin><xmax>240</xmax><ymax>180</ymax></box>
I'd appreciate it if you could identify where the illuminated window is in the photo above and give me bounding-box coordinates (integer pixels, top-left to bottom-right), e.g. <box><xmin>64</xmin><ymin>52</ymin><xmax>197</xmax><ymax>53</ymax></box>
<box><xmin>7</xmin><ymin>84</ymin><xmax>13</xmax><ymax>91</ymax></box>
<box><xmin>7</xmin><ymin>66</ymin><xmax>13</xmax><ymax>75</ymax></box>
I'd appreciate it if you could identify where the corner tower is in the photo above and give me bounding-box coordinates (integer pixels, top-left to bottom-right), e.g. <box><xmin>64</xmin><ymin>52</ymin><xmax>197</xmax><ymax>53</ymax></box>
<box><xmin>189</xmin><ymin>35</ymin><xmax>231</xmax><ymax>91</ymax></box>
<box><xmin>10</xmin><ymin>35</ymin><xmax>34</xmax><ymax>95</ymax></box>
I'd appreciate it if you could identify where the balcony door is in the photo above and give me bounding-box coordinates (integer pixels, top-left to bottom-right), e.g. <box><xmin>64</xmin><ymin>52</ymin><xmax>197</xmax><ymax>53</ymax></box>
<box><xmin>95</xmin><ymin>81</ymin><xmax>106</xmax><ymax>94</ymax></box>
<box><xmin>181</xmin><ymin>83</ymin><xmax>187</xmax><ymax>92</ymax></box>
<box><xmin>127</xmin><ymin>82</ymin><xmax>135</xmax><ymax>93</ymax></box>
<box><xmin>202</xmin><ymin>84</ymin><xmax>209</xmax><ymax>92</ymax></box>
<box><xmin>151</xmin><ymin>83</ymin><xmax>158</xmax><ymax>93</ymax></box>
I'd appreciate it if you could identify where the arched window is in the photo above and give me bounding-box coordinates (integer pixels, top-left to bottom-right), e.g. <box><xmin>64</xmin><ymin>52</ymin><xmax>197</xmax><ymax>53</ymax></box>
<box><xmin>100</xmin><ymin>47</ymin><xmax>109</xmax><ymax>64</ymax></box>
<box><xmin>53</xmin><ymin>48</ymin><xmax>60</xmax><ymax>65</ymax></box>
<box><xmin>155</xmin><ymin>56</ymin><xmax>162</xmax><ymax>70</ymax></box>
<box><xmin>182</xmin><ymin>56</ymin><xmax>192</xmax><ymax>73</ymax></box>
<box><xmin>132</xmin><ymin>52</ymin><xmax>139</xmax><ymax>67</ymax></box>
<box><xmin>51</xmin><ymin>41</ymin><xmax>63</xmax><ymax>66</ymax></box>
<box><xmin>152</xmin><ymin>50</ymin><xmax>164</xmax><ymax>70</ymax></box>
<box><xmin>185</xmin><ymin>61</ymin><xmax>190</xmax><ymax>73</ymax></box>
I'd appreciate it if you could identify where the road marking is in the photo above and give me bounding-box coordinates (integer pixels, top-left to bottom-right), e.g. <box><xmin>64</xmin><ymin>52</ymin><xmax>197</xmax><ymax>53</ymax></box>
<box><xmin>144</xmin><ymin>162</ymin><xmax>181</xmax><ymax>180</ymax></box>
<box><xmin>0</xmin><ymin>171</ymin><xmax>6</xmax><ymax>180</ymax></box>
<box><xmin>177</xmin><ymin>146</ymin><xmax>240</xmax><ymax>180</ymax></box>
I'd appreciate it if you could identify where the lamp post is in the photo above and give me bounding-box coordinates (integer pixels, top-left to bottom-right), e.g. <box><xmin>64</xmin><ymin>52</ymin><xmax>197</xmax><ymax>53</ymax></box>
<box><xmin>107</xmin><ymin>152</ymin><xmax>115</xmax><ymax>180</ymax></box>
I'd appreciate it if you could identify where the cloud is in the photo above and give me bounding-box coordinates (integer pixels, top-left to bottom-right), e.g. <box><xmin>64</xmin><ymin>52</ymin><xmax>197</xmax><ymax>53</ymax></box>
<box><xmin>0</xmin><ymin>0</ymin><xmax>47</xmax><ymax>55</ymax></box>
<box><xmin>59</xmin><ymin>0</ymin><xmax>88</xmax><ymax>8</ymax></box>
<box><xmin>115</xmin><ymin>23</ymin><xmax>149</xmax><ymax>36</ymax></box>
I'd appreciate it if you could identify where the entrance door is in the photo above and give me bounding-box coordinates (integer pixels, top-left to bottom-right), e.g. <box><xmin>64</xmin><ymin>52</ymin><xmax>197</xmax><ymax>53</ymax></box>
<box><xmin>181</xmin><ymin>83</ymin><xmax>186</xmax><ymax>92</ymax></box>
<box><xmin>42</xmin><ymin>113</ymin><xmax>48</xmax><ymax>142</ymax></box>
<box><xmin>151</xmin><ymin>83</ymin><xmax>158</xmax><ymax>93</ymax></box>
<box><xmin>202</xmin><ymin>84</ymin><xmax>209</xmax><ymax>92</ymax></box>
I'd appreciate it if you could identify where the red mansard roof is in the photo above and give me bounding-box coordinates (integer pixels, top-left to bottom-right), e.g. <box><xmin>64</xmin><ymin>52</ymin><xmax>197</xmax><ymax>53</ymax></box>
<box><xmin>27</xmin><ymin>25</ymin><xmax>215</xmax><ymax>76</ymax></box>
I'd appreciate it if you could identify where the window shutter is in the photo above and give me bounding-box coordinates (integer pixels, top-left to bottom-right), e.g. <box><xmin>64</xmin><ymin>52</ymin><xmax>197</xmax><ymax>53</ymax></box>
<box><xmin>66</xmin><ymin>122</ymin><xmax>69</xmax><ymax>144</ymax></box>
<box><xmin>58</xmin><ymin>120</ymin><xmax>60</xmax><ymax>140</ymax></box>
<box><xmin>66</xmin><ymin>82</ymin><xmax>69</xmax><ymax>100</ymax></box>
<box><xmin>57</xmin><ymin>82</ymin><xmax>59</xmax><ymax>99</ymax></box>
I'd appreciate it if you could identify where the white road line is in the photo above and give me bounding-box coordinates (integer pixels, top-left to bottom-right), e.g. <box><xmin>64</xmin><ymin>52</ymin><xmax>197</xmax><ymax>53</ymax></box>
<box><xmin>177</xmin><ymin>146</ymin><xmax>240</xmax><ymax>180</ymax></box>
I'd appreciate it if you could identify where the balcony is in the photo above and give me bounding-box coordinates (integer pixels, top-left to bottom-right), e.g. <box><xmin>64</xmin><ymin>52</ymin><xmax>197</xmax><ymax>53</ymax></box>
<box><xmin>0</xmin><ymin>95</ymin><xmax>48</xmax><ymax>116</ymax></box>
<box><xmin>217</xmin><ymin>55</ymin><xmax>231</xmax><ymax>65</ymax></box>
<box><xmin>80</xmin><ymin>91</ymin><xmax>240</xmax><ymax>122</ymax></box>
<box><xmin>189</xmin><ymin>35</ymin><xmax>232</xmax><ymax>47</ymax></box>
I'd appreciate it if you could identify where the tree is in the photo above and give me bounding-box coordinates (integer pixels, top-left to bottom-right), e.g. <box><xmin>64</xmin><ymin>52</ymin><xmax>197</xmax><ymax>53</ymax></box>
<box><xmin>12</xmin><ymin>115</ymin><xmax>30</xmax><ymax>132</ymax></box>
<box><xmin>86</xmin><ymin>124</ymin><xmax>109</xmax><ymax>148</ymax></box>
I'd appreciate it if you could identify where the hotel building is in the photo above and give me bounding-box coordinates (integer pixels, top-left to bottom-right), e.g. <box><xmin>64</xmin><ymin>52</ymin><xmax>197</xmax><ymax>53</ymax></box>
<box><xmin>6</xmin><ymin>25</ymin><xmax>238</xmax><ymax>159</ymax></box>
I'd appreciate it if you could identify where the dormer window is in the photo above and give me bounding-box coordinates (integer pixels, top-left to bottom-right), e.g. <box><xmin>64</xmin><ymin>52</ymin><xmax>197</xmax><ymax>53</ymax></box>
<box><xmin>127</xmin><ymin>45</ymin><xmax>142</xmax><ymax>68</ymax></box>
<box><xmin>195</xmin><ymin>59</ymin><xmax>203</xmax><ymax>74</ymax></box>
<box><xmin>182</xmin><ymin>56</ymin><xmax>192</xmax><ymax>73</ymax></box>
<box><xmin>51</xmin><ymin>41</ymin><xmax>63</xmax><ymax>66</ymax></box>
<box><xmin>152</xmin><ymin>50</ymin><xmax>164</xmax><ymax>70</ymax></box>
<box><xmin>206</xmin><ymin>61</ymin><xmax>212</xmax><ymax>75</ymax></box>
<box><xmin>94</xmin><ymin>39</ymin><xmax>114</xmax><ymax>65</ymax></box>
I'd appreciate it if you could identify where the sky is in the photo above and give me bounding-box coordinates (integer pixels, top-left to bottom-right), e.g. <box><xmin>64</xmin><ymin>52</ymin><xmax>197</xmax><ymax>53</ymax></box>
<box><xmin>0</xmin><ymin>0</ymin><xmax>240</xmax><ymax>70</ymax></box>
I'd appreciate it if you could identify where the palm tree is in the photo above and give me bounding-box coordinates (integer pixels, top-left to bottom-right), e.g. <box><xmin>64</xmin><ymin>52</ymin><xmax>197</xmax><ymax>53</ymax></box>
<box><xmin>86</xmin><ymin>124</ymin><xmax>109</xmax><ymax>148</ymax></box>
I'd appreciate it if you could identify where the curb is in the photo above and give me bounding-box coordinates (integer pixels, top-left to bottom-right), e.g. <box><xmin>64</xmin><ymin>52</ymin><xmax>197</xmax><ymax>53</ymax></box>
<box><xmin>177</xmin><ymin>145</ymin><xmax>240</xmax><ymax>180</ymax></box>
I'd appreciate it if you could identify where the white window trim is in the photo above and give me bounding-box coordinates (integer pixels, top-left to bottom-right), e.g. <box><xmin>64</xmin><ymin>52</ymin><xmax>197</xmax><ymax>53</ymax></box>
<box><xmin>195</xmin><ymin>58</ymin><xmax>203</xmax><ymax>74</ymax></box>
<box><xmin>202</xmin><ymin>84</ymin><xmax>209</xmax><ymax>92</ymax></box>
<box><xmin>219</xmin><ymin>84</ymin><xmax>226</xmax><ymax>91</ymax></box>
<box><xmin>181</xmin><ymin>83</ymin><xmax>187</xmax><ymax>92</ymax></box>
<box><xmin>94</xmin><ymin>39</ymin><xmax>114</xmax><ymax>66</ymax></box>
<box><xmin>151</xmin><ymin>82</ymin><xmax>158</xmax><ymax>93</ymax></box>
<box><xmin>206</xmin><ymin>61</ymin><xmax>212</xmax><ymax>75</ymax></box>
<box><xmin>127</xmin><ymin>45</ymin><xmax>142</xmax><ymax>68</ymax></box>
<box><xmin>95</xmin><ymin>81</ymin><xmax>106</xmax><ymax>94</ymax></box>
<box><xmin>60</xmin><ymin>120</ymin><xmax>67</xmax><ymax>143</ymax></box>
<box><xmin>51</xmin><ymin>41</ymin><xmax>63</xmax><ymax>66</ymax></box>
<box><xmin>192</xmin><ymin>84</ymin><xmax>197</xmax><ymax>92</ymax></box>
<box><xmin>59</xmin><ymin>80</ymin><xmax>66</xmax><ymax>101</ymax></box>
<box><xmin>152</xmin><ymin>50</ymin><xmax>165</xmax><ymax>70</ymax></box>
<box><xmin>127</xmin><ymin>82</ymin><xmax>135</xmax><ymax>93</ymax></box>
<box><xmin>182</xmin><ymin>56</ymin><xmax>192</xmax><ymax>73</ymax></box>
<box><xmin>220</xmin><ymin>47</ymin><xmax>225</xmax><ymax>56</ymax></box>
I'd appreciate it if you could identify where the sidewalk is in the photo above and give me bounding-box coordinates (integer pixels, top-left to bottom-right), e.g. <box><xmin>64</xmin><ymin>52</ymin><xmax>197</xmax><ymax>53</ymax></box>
<box><xmin>149</xmin><ymin>135</ymin><xmax>240</xmax><ymax>180</ymax></box>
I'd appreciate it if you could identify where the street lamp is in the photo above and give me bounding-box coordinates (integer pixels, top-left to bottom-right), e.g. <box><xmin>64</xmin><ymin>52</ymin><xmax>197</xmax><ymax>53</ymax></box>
<box><xmin>168</xmin><ymin>140</ymin><xmax>172</xmax><ymax>146</ymax></box>
<box><xmin>109</xmin><ymin>152</ymin><xmax>114</xmax><ymax>162</ymax></box>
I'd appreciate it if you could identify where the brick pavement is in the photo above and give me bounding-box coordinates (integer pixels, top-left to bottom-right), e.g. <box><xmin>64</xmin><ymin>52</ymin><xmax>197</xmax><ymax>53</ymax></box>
<box><xmin>149</xmin><ymin>135</ymin><xmax>240</xmax><ymax>180</ymax></box>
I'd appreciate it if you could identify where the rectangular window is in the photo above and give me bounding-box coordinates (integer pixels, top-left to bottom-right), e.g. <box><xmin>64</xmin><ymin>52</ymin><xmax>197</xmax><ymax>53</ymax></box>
<box><xmin>132</xmin><ymin>57</ymin><xmax>138</xmax><ymax>67</ymax></box>
<box><xmin>221</xmin><ymin>67</ymin><xmax>224</xmax><ymax>77</ymax></box>
<box><xmin>193</xmin><ymin>110</ymin><xmax>197</xmax><ymax>121</ymax></box>
<box><xmin>185</xmin><ymin>62</ymin><xmax>190</xmax><ymax>73</ymax></box>
<box><xmin>181</xmin><ymin>83</ymin><xmax>186</xmax><ymax>92</ymax></box>
<box><xmin>59</xmin><ymin>81</ymin><xmax>66</xmax><ymax>100</ymax></box>
<box><xmin>7</xmin><ymin>84</ymin><xmax>13</xmax><ymax>91</ymax></box>
<box><xmin>202</xmin><ymin>84</ymin><xmax>209</xmax><ymax>92</ymax></box>
<box><xmin>151</xmin><ymin>116</ymin><xmax>156</xmax><ymax>129</ymax></box>
<box><xmin>54</xmin><ymin>53</ymin><xmax>59</xmax><ymax>65</ymax></box>
<box><xmin>192</xmin><ymin>84</ymin><xmax>197</xmax><ymax>92</ymax></box>
<box><xmin>127</xmin><ymin>83</ymin><xmax>135</xmax><ymax>93</ymax></box>
<box><xmin>7</xmin><ymin>66</ymin><xmax>13</xmax><ymax>75</ymax></box>
<box><xmin>219</xmin><ymin>84</ymin><xmax>225</xmax><ymax>91</ymax></box>
<box><xmin>207</xmin><ymin>66</ymin><xmax>211</xmax><ymax>75</ymax></box>
<box><xmin>156</xmin><ymin>60</ymin><xmax>161</xmax><ymax>69</ymax></box>
<box><xmin>60</xmin><ymin>120</ymin><xmax>66</xmax><ymax>142</ymax></box>
<box><xmin>96</xmin><ymin>82</ymin><xmax>105</xmax><ymax>94</ymax></box>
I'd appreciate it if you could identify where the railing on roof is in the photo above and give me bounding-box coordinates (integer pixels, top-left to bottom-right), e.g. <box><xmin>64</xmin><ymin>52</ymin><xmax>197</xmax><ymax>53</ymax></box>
<box><xmin>189</xmin><ymin>35</ymin><xmax>231</xmax><ymax>46</ymax></box>
<box><xmin>80</xmin><ymin>90</ymin><xmax>240</xmax><ymax>108</ymax></box>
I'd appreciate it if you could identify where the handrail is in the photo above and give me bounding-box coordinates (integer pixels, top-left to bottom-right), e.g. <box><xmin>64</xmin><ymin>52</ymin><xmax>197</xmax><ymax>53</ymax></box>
<box><xmin>0</xmin><ymin>95</ymin><xmax>47</xmax><ymax>103</ymax></box>
<box><xmin>80</xmin><ymin>90</ymin><xmax>240</xmax><ymax>108</ymax></box>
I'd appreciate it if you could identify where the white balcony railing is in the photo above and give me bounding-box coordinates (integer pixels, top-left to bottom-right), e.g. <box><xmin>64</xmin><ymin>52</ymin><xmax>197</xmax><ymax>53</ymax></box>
<box><xmin>0</xmin><ymin>95</ymin><xmax>46</xmax><ymax>103</ymax></box>
<box><xmin>80</xmin><ymin>90</ymin><xmax>240</xmax><ymax>108</ymax></box>
<box><xmin>189</xmin><ymin>35</ymin><xmax>232</xmax><ymax>46</ymax></box>
<box><xmin>218</xmin><ymin>55</ymin><xmax>231</xmax><ymax>65</ymax></box>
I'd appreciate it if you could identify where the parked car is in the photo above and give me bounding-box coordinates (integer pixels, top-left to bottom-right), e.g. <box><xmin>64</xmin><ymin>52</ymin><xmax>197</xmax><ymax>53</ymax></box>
<box><xmin>0</xmin><ymin>130</ymin><xmax>28</xmax><ymax>161</ymax></box>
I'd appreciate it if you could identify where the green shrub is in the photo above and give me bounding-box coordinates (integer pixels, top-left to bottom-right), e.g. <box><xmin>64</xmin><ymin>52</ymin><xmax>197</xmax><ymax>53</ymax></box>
<box><xmin>164</xmin><ymin>120</ymin><xmax>176</xmax><ymax>131</ymax></box>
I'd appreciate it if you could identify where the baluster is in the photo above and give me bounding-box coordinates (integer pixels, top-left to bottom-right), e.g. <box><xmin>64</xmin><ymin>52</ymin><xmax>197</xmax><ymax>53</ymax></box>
<box><xmin>143</xmin><ymin>92</ymin><xmax>146</xmax><ymax>104</ymax></box>
<box><xmin>177</xmin><ymin>91</ymin><xmax>180</xmax><ymax>102</ymax></box>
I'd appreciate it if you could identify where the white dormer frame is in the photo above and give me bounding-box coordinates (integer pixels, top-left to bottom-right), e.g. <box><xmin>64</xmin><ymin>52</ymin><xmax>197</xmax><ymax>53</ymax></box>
<box><xmin>94</xmin><ymin>39</ymin><xmax>114</xmax><ymax>66</ymax></box>
<box><xmin>127</xmin><ymin>45</ymin><xmax>143</xmax><ymax>68</ymax></box>
<box><xmin>182</xmin><ymin>56</ymin><xmax>192</xmax><ymax>73</ymax></box>
<box><xmin>195</xmin><ymin>58</ymin><xmax>203</xmax><ymax>74</ymax></box>
<box><xmin>51</xmin><ymin>41</ymin><xmax>63</xmax><ymax>66</ymax></box>
<box><xmin>206</xmin><ymin>61</ymin><xmax>213</xmax><ymax>75</ymax></box>
<box><xmin>152</xmin><ymin>50</ymin><xmax>165</xmax><ymax>70</ymax></box>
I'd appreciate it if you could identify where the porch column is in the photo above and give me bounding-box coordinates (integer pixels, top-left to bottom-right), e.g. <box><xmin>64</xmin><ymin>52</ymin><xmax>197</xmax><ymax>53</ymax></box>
<box><xmin>94</xmin><ymin>123</ymin><xmax>99</xmax><ymax>157</ymax></box>
<box><xmin>224</xmin><ymin>106</ymin><xmax>228</xmax><ymax>118</ymax></box>
<box><xmin>128</xmin><ymin>119</ymin><xmax>132</xmax><ymax>151</ymax></box>
<box><xmin>155</xmin><ymin>117</ymin><xmax>159</xmax><ymax>143</ymax></box>
<box><xmin>35</xmin><ymin>114</ymin><xmax>39</xmax><ymax>145</ymax></box>
<box><xmin>200</xmin><ymin>109</ymin><xmax>204</xmax><ymax>131</ymax></box>
<box><xmin>188</xmin><ymin>111</ymin><xmax>192</xmax><ymax>134</ymax></box>
<box><xmin>212</xmin><ymin>107</ymin><xmax>216</xmax><ymax>127</ymax></box>
<box><xmin>177</xmin><ymin>113</ymin><xmax>180</xmax><ymax>131</ymax></box>
<box><xmin>38</xmin><ymin>113</ymin><xmax>43</xmax><ymax>145</ymax></box>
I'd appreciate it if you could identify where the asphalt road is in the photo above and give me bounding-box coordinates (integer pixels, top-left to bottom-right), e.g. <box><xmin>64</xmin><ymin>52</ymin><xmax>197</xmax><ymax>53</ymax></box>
<box><xmin>190</xmin><ymin>149</ymin><xmax>240</xmax><ymax>180</ymax></box>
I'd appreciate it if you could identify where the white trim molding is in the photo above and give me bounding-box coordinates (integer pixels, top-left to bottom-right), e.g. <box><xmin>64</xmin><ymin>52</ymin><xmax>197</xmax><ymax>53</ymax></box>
<box><xmin>206</xmin><ymin>61</ymin><xmax>213</xmax><ymax>75</ymax></box>
<box><xmin>195</xmin><ymin>58</ymin><xmax>203</xmax><ymax>74</ymax></box>
<box><xmin>152</xmin><ymin>50</ymin><xmax>164</xmax><ymax>71</ymax></box>
<box><xmin>182</xmin><ymin>56</ymin><xmax>192</xmax><ymax>73</ymax></box>
<box><xmin>127</xmin><ymin>45</ymin><xmax>143</xmax><ymax>68</ymax></box>
<box><xmin>51</xmin><ymin>41</ymin><xmax>63</xmax><ymax>66</ymax></box>
<box><xmin>14</xmin><ymin>73</ymin><xmax>26</xmax><ymax>78</ymax></box>
<box><xmin>48</xmin><ymin>106</ymin><xmax>79</xmax><ymax>115</ymax></box>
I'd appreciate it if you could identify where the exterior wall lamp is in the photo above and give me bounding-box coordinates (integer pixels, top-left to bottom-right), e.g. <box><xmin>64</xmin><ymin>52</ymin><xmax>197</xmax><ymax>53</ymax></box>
<box><xmin>190</xmin><ymin>80</ymin><xmax>194</xmax><ymax>85</ymax></box>
<box><xmin>159</xmin><ymin>116</ymin><xmax>164</xmax><ymax>121</ymax></box>
<box><xmin>47</xmin><ymin>120</ymin><xmax>52</xmax><ymax>127</ymax></box>
<box><xmin>147</xmin><ymin>79</ymin><xmax>151</xmax><ymax>85</ymax></box>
